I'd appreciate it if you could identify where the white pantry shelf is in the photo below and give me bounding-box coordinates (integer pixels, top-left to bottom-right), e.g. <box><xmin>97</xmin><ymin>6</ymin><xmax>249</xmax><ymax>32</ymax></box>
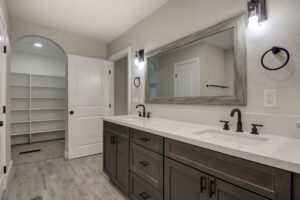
<box><xmin>10</xmin><ymin>72</ymin><xmax>66</xmax><ymax>145</ymax></box>
<box><xmin>31</xmin><ymin>118</ymin><xmax>66</xmax><ymax>123</ymax></box>
<box><xmin>31</xmin><ymin>129</ymin><xmax>65</xmax><ymax>134</ymax></box>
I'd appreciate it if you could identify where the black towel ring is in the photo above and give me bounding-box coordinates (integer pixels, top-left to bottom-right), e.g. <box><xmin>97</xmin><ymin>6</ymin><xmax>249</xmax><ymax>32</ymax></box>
<box><xmin>261</xmin><ymin>46</ymin><xmax>290</xmax><ymax>71</ymax></box>
<box><xmin>134</xmin><ymin>76</ymin><xmax>141</xmax><ymax>88</ymax></box>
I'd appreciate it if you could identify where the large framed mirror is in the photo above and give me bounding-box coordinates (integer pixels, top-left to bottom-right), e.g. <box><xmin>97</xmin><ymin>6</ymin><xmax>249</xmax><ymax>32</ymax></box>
<box><xmin>145</xmin><ymin>14</ymin><xmax>247</xmax><ymax>105</ymax></box>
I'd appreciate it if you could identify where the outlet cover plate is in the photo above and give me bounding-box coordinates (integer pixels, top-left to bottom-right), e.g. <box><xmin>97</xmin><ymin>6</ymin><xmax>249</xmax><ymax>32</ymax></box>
<box><xmin>264</xmin><ymin>90</ymin><xmax>277</xmax><ymax>107</ymax></box>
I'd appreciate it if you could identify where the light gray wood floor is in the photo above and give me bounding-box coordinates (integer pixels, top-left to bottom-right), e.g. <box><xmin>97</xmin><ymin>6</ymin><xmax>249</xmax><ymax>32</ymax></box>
<box><xmin>2</xmin><ymin>140</ymin><xmax>128</xmax><ymax>200</ymax></box>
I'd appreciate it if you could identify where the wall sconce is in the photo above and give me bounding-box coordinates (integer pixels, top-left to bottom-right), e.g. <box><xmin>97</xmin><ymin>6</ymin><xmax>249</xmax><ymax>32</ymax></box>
<box><xmin>247</xmin><ymin>0</ymin><xmax>266</xmax><ymax>29</ymax></box>
<box><xmin>134</xmin><ymin>49</ymin><xmax>145</xmax><ymax>66</ymax></box>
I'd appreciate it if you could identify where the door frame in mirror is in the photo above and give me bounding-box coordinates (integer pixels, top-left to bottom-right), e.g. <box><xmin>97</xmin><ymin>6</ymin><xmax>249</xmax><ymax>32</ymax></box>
<box><xmin>145</xmin><ymin>13</ymin><xmax>247</xmax><ymax>106</ymax></box>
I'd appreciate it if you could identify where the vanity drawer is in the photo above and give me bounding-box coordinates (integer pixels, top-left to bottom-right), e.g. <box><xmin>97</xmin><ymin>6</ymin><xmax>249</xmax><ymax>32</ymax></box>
<box><xmin>103</xmin><ymin>121</ymin><xmax>129</xmax><ymax>137</ymax></box>
<box><xmin>130</xmin><ymin>129</ymin><xmax>164</xmax><ymax>154</ymax></box>
<box><xmin>130</xmin><ymin>143</ymin><xmax>164</xmax><ymax>191</ymax></box>
<box><xmin>165</xmin><ymin>139</ymin><xmax>291</xmax><ymax>200</ymax></box>
<box><xmin>130</xmin><ymin>172</ymin><xmax>163</xmax><ymax>200</ymax></box>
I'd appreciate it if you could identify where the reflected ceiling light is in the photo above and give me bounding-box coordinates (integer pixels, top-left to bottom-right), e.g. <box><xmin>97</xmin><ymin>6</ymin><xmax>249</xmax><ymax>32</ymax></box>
<box><xmin>134</xmin><ymin>49</ymin><xmax>144</xmax><ymax>66</ymax></box>
<box><xmin>33</xmin><ymin>42</ymin><xmax>43</xmax><ymax>48</ymax></box>
<box><xmin>247</xmin><ymin>0</ymin><xmax>266</xmax><ymax>29</ymax></box>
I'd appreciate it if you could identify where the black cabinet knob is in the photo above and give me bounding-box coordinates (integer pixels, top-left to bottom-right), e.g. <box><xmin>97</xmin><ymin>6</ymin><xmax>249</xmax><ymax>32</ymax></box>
<box><xmin>69</xmin><ymin>110</ymin><xmax>74</xmax><ymax>115</ymax></box>
<box><xmin>0</xmin><ymin>121</ymin><xmax>3</xmax><ymax>127</ymax></box>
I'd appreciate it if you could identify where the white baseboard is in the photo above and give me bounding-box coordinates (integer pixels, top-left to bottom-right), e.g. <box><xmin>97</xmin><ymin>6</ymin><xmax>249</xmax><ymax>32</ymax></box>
<box><xmin>64</xmin><ymin>150</ymin><xmax>68</xmax><ymax>159</ymax></box>
<box><xmin>4</xmin><ymin>160</ymin><xmax>13</xmax><ymax>186</ymax></box>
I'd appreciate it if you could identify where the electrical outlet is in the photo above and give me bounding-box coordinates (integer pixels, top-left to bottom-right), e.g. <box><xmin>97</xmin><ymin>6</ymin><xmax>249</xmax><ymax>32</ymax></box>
<box><xmin>297</xmin><ymin>121</ymin><xmax>300</xmax><ymax>128</ymax></box>
<box><xmin>264</xmin><ymin>90</ymin><xmax>277</xmax><ymax>107</ymax></box>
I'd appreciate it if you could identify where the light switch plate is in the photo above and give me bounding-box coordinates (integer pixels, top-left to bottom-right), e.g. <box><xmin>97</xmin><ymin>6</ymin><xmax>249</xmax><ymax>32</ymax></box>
<box><xmin>297</xmin><ymin>121</ymin><xmax>300</xmax><ymax>128</ymax></box>
<box><xmin>264</xmin><ymin>90</ymin><xmax>277</xmax><ymax>107</ymax></box>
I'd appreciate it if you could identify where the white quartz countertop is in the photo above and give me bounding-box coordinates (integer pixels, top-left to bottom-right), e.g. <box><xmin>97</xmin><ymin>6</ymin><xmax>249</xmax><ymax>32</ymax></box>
<box><xmin>102</xmin><ymin>115</ymin><xmax>300</xmax><ymax>174</ymax></box>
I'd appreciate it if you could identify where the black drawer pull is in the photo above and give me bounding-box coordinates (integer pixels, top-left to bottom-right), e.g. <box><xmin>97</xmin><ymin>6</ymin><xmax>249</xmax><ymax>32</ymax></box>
<box><xmin>139</xmin><ymin>161</ymin><xmax>150</xmax><ymax>167</ymax></box>
<box><xmin>139</xmin><ymin>192</ymin><xmax>150</xmax><ymax>199</ymax></box>
<box><xmin>200</xmin><ymin>176</ymin><xmax>207</xmax><ymax>193</ymax></box>
<box><xmin>209</xmin><ymin>179</ymin><xmax>216</xmax><ymax>197</ymax></box>
<box><xmin>139</xmin><ymin>137</ymin><xmax>150</xmax><ymax>142</ymax></box>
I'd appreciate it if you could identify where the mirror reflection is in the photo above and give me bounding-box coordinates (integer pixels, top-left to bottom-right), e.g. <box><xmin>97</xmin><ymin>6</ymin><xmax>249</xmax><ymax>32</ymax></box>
<box><xmin>147</xmin><ymin>28</ymin><xmax>235</xmax><ymax>98</ymax></box>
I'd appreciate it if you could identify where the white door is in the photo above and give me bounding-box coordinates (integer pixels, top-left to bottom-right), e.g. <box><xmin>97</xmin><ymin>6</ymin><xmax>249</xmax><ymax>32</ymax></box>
<box><xmin>174</xmin><ymin>58</ymin><xmax>200</xmax><ymax>97</ymax></box>
<box><xmin>68</xmin><ymin>55</ymin><xmax>112</xmax><ymax>159</ymax></box>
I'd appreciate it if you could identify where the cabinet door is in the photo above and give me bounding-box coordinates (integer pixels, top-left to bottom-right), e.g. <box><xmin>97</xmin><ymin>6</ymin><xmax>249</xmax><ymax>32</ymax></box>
<box><xmin>103</xmin><ymin>131</ymin><xmax>116</xmax><ymax>179</ymax></box>
<box><xmin>208</xmin><ymin>177</ymin><xmax>269</xmax><ymax>200</ymax></box>
<box><xmin>165</xmin><ymin>158</ymin><xmax>208</xmax><ymax>200</ymax></box>
<box><xmin>115</xmin><ymin>133</ymin><xmax>130</xmax><ymax>195</ymax></box>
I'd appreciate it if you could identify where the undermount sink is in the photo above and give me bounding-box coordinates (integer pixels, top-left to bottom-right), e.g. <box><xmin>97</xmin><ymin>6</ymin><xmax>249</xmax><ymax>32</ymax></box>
<box><xmin>116</xmin><ymin>115</ymin><xmax>143</xmax><ymax>121</ymax></box>
<box><xmin>193</xmin><ymin>129</ymin><xmax>269</xmax><ymax>146</ymax></box>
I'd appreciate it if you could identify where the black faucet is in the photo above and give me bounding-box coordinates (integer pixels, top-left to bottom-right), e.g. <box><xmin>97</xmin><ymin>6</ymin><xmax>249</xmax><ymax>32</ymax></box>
<box><xmin>136</xmin><ymin>104</ymin><xmax>146</xmax><ymax>118</ymax></box>
<box><xmin>230</xmin><ymin>108</ymin><xmax>243</xmax><ymax>132</ymax></box>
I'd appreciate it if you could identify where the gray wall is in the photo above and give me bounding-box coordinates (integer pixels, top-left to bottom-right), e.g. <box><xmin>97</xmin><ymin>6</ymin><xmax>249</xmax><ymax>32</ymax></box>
<box><xmin>114</xmin><ymin>57</ymin><xmax>128</xmax><ymax>115</ymax></box>
<box><xmin>10</xmin><ymin>19</ymin><xmax>107</xmax><ymax>59</ymax></box>
<box><xmin>107</xmin><ymin>0</ymin><xmax>300</xmax><ymax>137</ymax></box>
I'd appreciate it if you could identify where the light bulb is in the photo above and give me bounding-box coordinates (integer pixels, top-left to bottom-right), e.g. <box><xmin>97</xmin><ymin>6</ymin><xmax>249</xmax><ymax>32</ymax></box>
<box><xmin>248</xmin><ymin>15</ymin><xmax>259</xmax><ymax>30</ymax></box>
<box><xmin>33</xmin><ymin>43</ymin><xmax>43</xmax><ymax>48</ymax></box>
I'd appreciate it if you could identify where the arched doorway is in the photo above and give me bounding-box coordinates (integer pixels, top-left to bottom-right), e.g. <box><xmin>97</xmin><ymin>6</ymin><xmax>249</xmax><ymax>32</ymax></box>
<box><xmin>10</xmin><ymin>36</ymin><xmax>67</xmax><ymax>164</ymax></box>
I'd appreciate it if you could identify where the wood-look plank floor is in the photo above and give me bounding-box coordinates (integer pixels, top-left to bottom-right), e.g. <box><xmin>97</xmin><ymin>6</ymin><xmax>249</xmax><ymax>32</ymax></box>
<box><xmin>2</xmin><ymin>140</ymin><xmax>128</xmax><ymax>200</ymax></box>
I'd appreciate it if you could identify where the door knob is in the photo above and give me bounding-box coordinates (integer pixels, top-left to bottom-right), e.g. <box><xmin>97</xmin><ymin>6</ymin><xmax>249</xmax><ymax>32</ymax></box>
<box><xmin>69</xmin><ymin>111</ymin><xmax>74</xmax><ymax>115</ymax></box>
<box><xmin>0</xmin><ymin>121</ymin><xmax>3</xmax><ymax>127</ymax></box>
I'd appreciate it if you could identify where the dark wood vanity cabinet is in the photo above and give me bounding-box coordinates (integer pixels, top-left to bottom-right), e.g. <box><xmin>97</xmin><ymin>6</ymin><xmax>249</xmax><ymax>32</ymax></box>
<box><xmin>165</xmin><ymin>158</ymin><xmax>268</xmax><ymax>200</ymax></box>
<box><xmin>103</xmin><ymin>122</ymin><xmax>130</xmax><ymax>195</ymax></box>
<box><xmin>165</xmin><ymin>157</ymin><xmax>208</xmax><ymax>200</ymax></box>
<box><xmin>103</xmin><ymin>121</ymin><xmax>299</xmax><ymax>200</ymax></box>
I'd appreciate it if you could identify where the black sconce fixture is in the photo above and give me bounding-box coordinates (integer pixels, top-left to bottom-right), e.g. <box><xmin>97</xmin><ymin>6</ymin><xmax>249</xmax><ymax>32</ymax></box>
<box><xmin>247</xmin><ymin>0</ymin><xmax>267</xmax><ymax>29</ymax></box>
<box><xmin>134</xmin><ymin>49</ymin><xmax>144</xmax><ymax>66</ymax></box>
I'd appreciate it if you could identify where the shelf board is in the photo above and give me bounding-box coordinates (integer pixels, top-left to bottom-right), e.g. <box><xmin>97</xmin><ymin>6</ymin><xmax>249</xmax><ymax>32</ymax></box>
<box><xmin>11</xmin><ymin>72</ymin><xmax>30</xmax><ymax>76</ymax></box>
<box><xmin>11</xmin><ymin>85</ymin><xmax>30</xmax><ymax>87</ymax></box>
<box><xmin>31</xmin><ymin>74</ymin><xmax>65</xmax><ymax>78</ymax></box>
<box><xmin>11</xmin><ymin>97</ymin><xmax>30</xmax><ymax>99</ymax></box>
<box><xmin>11</xmin><ymin>132</ymin><xmax>30</xmax><ymax>136</ymax></box>
<box><xmin>11</xmin><ymin>109</ymin><xmax>30</xmax><ymax>111</ymax></box>
<box><xmin>31</xmin><ymin>118</ymin><xmax>66</xmax><ymax>123</ymax></box>
<box><xmin>31</xmin><ymin>108</ymin><xmax>65</xmax><ymax>111</ymax></box>
<box><xmin>11</xmin><ymin>121</ymin><xmax>30</xmax><ymax>124</ymax></box>
<box><xmin>31</xmin><ymin>129</ymin><xmax>65</xmax><ymax>134</ymax></box>
<box><xmin>31</xmin><ymin>85</ymin><xmax>65</xmax><ymax>89</ymax></box>
<box><xmin>31</xmin><ymin>97</ymin><xmax>65</xmax><ymax>99</ymax></box>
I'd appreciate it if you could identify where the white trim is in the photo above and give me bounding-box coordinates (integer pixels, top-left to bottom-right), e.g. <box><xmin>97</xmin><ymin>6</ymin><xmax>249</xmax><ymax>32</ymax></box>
<box><xmin>0</xmin><ymin>160</ymin><xmax>12</xmax><ymax>198</ymax></box>
<box><xmin>174</xmin><ymin>57</ymin><xmax>201</xmax><ymax>97</ymax></box>
<box><xmin>108</xmin><ymin>47</ymin><xmax>132</xmax><ymax>115</ymax></box>
<box><xmin>4</xmin><ymin>160</ymin><xmax>13</xmax><ymax>186</ymax></box>
<box><xmin>64</xmin><ymin>150</ymin><xmax>68</xmax><ymax>159</ymax></box>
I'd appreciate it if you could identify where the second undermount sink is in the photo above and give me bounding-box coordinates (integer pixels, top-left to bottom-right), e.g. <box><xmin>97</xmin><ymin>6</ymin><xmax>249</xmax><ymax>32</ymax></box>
<box><xmin>193</xmin><ymin>129</ymin><xmax>269</xmax><ymax>146</ymax></box>
<box><xmin>116</xmin><ymin>115</ymin><xmax>144</xmax><ymax>121</ymax></box>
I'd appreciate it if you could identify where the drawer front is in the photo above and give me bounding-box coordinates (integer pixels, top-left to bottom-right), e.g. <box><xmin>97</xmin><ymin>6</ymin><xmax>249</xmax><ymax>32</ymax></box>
<box><xmin>103</xmin><ymin>121</ymin><xmax>129</xmax><ymax>137</ymax></box>
<box><xmin>131</xmin><ymin>129</ymin><xmax>164</xmax><ymax>154</ymax></box>
<box><xmin>130</xmin><ymin>143</ymin><xmax>164</xmax><ymax>191</ymax></box>
<box><xmin>165</xmin><ymin>139</ymin><xmax>291</xmax><ymax>200</ymax></box>
<box><xmin>130</xmin><ymin>172</ymin><xmax>163</xmax><ymax>200</ymax></box>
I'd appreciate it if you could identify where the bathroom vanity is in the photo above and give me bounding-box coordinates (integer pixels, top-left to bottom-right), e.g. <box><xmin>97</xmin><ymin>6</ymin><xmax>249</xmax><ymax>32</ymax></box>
<box><xmin>103</xmin><ymin>116</ymin><xmax>300</xmax><ymax>200</ymax></box>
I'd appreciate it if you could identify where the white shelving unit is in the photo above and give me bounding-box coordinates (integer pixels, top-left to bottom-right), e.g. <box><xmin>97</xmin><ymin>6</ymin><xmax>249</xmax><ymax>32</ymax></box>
<box><xmin>10</xmin><ymin>72</ymin><xmax>66</xmax><ymax>145</ymax></box>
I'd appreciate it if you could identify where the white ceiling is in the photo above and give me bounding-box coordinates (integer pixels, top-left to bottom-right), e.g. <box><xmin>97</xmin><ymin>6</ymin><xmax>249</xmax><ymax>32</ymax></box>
<box><xmin>7</xmin><ymin>0</ymin><xmax>170</xmax><ymax>43</ymax></box>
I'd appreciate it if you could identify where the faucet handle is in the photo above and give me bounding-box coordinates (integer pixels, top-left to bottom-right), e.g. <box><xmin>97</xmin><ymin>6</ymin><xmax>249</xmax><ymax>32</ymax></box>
<box><xmin>147</xmin><ymin>112</ymin><xmax>151</xmax><ymax>118</ymax></box>
<box><xmin>220</xmin><ymin>120</ymin><xmax>230</xmax><ymax>130</ymax></box>
<box><xmin>138</xmin><ymin>111</ymin><xmax>142</xmax><ymax>117</ymax></box>
<box><xmin>251</xmin><ymin>124</ymin><xmax>264</xmax><ymax>135</ymax></box>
